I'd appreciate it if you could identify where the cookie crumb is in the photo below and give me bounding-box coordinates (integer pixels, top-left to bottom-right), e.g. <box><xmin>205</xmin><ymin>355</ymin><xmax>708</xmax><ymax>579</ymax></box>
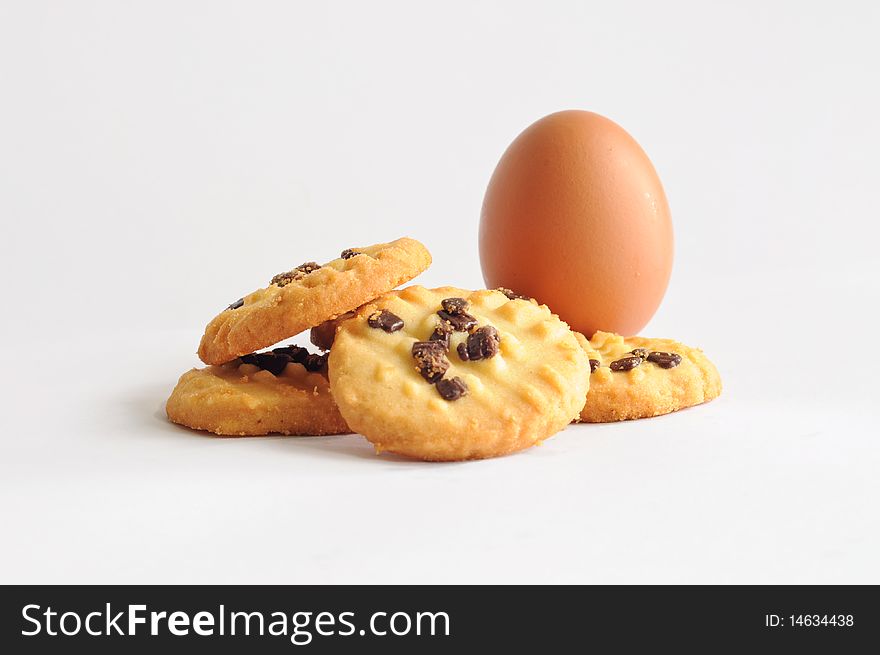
<box><xmin>497</xmin><ymin>287</ymin><xmax>531</xmax><ymax>301</ymax></box>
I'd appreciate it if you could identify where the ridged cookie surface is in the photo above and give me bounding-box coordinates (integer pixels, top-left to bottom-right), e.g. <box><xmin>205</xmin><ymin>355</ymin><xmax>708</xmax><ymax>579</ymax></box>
<box><xmin>575</xmin><ymin>331</ymin><xmax>721</xmax><ymax>422</ymax></box>
<box><xmin>166</xmin><ymin>348</ymin><xmax>349</xmax><ymax>436</ymax></box>
<box><xmin>329</xmin><ymin>286</ymin><xmax>589</xmax><ymax>461</ymax></box>
<box><xmin>198</xmin><ymin>238</ymin><xmax>431</xmax><ymax>365</ymax></box>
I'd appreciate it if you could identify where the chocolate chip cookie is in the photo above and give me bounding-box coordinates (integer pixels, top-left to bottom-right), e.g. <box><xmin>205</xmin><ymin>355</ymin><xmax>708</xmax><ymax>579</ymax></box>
<box><xmin>575</xmin><ymin>331</ymin><xmax>722</xmax><ymax>422</ymax></box>
<box><xmin>166</xmin><ymin>345</ymin><xmax>349</xmax><ymax>436</ymax></box>
<box><xmin>328</xmin><ymin>286</ymin><xmax>589</xmax><ymax>461</ymax></box>
<box><xmin>198</xmin><ymin>238</ymin><xmax>431</xmax><ymax>365</ymax></box>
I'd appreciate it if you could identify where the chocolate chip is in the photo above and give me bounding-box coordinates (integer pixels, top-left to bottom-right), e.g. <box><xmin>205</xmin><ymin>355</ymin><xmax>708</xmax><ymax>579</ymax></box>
<box><xmin>412</xmin><ymin>341</ymin><xmax>450</xmax><ymax>384</ymax></box>
<box><xmin>272</xmin><ymin>345</ymin><xmax>328</xmax><ymax>372</ymax></box>
<box><xmin>462</xmin><ymin>325</ymin><xmax>500</xmax><ymax>361</ymax></box>
<box><xmin>456</xmin><ymin>342</ymin><xmax>469</xmax><ymax>361</ymax></box>
<box><xmin>272</xmin><ymin>346</ymin><xmax>305</xmax><ymax>366</ymax></box>
<box><xmin>436</xmin><ymin>297</ymin><xmax>478</xmax><ymax>332</ymax></box>
<box><xmin>368</xmin><ymin>309</ymin><xmax>404</xmax><ymax>333</ymax></box>
<box><xmin>497</xmin><ymin>287</ymin><xmax>532</xmax><ymax>301</ymax></box>
<box><xmin>589</xmin><ymin>359</ymin><xmax>600</xmax><ymax>373</ymax></box>
<box><xmin>227</xmin><ymin>298</ymin><xmax>244</xmax><ymax>311</ymax></box>
<box><xmin>631</xmin><ymin>348</ymin><xmax>650</xmax><ymax>360</ymax></box>
<box><xmin>340</xmin><ymin>248</ymin><xmax>360</xmax><ymax>259</ymax></box>
<box><xmin>272</xmin><ymin>345</ymin><xmax>304</xmax><ymax>357</ymax></box>
<box><xmin>303</xmin><ymin>353</ymin><xmax>328</xmax><ymax>372</ymax></box>
<box><xmin>437</xmin><ymin>309</ymin><xmax>477</xmax><ymax>332</ymax></box>
<box><xmin>310</xmin><ymin>311</ymin><xmax>356</xmax><ymax>352</ymax></box>
<box><xmin>271</xmin><ymin>261</ymin><xmax>322</xmax><ymax>287</ymax></box>
<box><xmin>429</xmin><ymin>323</ymin><xmax>452</xmax><ymax>349</ymax></box>
<box><xmin>239</xmin><ymin>345</ymin><xmax>328</xmax><ymax>375</ymax></box>
<box><xmin>436</xmin><ymin>376</ymin><xmax>468</xmax><ymax>401</ymax></box>
<box><xmin>610</xmin><ymin>355</ymin><xmax>642</xmax><ymax>372</ymax></box>
<box><xmin>647</xmin><ymin>351</ymin><xmax>682</xmax><ymax>369</ymax></box>
<box><xmin>412</xmin><ymin>340</ymin><xmax>447</xmax><ymax>358</ymax></box>
<box><xmin>441</xmin><ymin>297</ymin><xmax>469</xmax><ymax>314</ymax></box>
<box><xmin>239</xmin><ymin>352</ymin><xmax>289</xmax><ymax>376</ymax></box>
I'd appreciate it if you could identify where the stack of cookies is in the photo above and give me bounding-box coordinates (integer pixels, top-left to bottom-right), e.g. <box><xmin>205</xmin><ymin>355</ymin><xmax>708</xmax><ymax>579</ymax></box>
<box><xmin>166</xmin><ymin>237</ymin><xmax>721</xmax><ymax>461</ymax></box>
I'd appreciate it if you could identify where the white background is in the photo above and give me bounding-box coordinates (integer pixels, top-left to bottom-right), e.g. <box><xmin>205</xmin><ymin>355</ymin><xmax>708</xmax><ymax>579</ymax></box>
<box><xmin>1</xmin><ymin>1</ymin><xmax>878</xmax><ymax>583</ymax></box>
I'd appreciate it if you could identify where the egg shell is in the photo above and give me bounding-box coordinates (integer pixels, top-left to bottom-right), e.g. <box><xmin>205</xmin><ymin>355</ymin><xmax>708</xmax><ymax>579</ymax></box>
<box><xmin>479</xmin><ymin>110</ymin><xmax>673</xmax><ymax>337</ymax></box>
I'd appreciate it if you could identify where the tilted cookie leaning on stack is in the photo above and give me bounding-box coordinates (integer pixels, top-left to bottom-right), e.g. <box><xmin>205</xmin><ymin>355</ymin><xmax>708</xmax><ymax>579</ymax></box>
<box><xmin>197</xmin><ymin>238</ymin><xmax>433</xmax><ymax>365</ymax></box>
<box><xmin>166</xmin><ymin>237</ymin><xmax>431</xmax><ymax>437</ymax></box>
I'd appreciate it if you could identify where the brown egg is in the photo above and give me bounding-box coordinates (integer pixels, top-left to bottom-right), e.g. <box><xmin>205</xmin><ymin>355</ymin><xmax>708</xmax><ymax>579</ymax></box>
<box><xmin>479</xmin><ymin>110</ymin><xmax>673</xmax><ymax>337</ymax></box>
